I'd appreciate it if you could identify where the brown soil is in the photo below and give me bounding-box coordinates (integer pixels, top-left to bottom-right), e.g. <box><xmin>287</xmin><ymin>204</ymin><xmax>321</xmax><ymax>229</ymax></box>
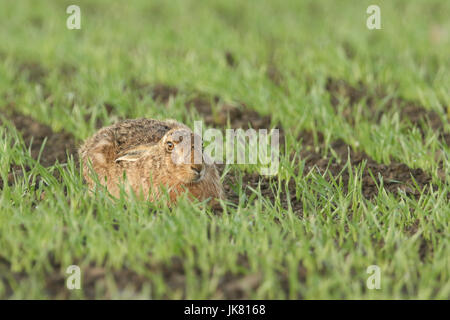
<box><xmin>187</xmin><ymin>96</ymin><xmax>275</xmax><ymax>130</ymax></box>
<box><xmin>149</xmin><ymin>84</ymin><xmax>179</xmax><ymax>103</ymax></box>
<box><xmin>222</xmin><ymin>131</ymin><xmax>435</xmax><ymax>217</ymax></box>
<box><xmin>1</xmin><ymin>253</ymin><xmax>263</xmax><ymax>299</ymax></box>
<box><xmin>44</xmin><ymin>259</ymin><xmax>182</xmax><ymax>299</ymax></box>
<box><xmin>16</xmin><ymin>61</ymin><xmax>48</xmax><ymax>84</ymax></box>
<box><xmin>59</xmin><ymin>62</ymin><xmax>78</xmax><ymax>79</ymax></box>
<box><xmin>325</xmin><ymin>77</ymin><xmax>450</xmax><ymax>145</ymax></box>
<box><xmin>299</xmin><ymin>132</ymin><xmax>434</xmax><ymax>199</ymax></box>
<box><xmin>127</xmin><ymin>80</ymin><xmax>178</xmax><ymax>102</ymax></box>
<box><xmin>142</xmin><ymin>83</ymin><xmax>276</xmax><ymax>130</ymax></box>
<box><xmin>225</xmin><ymin>51</ymin><xmax>237</xmax><ymax>68</ymax></box>
<box><xmin>342</xmin><ymin>42</ymin><xmax>356</xmax><ymax>60</ymax></box>
<box><xmin>266</xmin><ymin>61</ymin><xmax>284</xmax><ymax>87</ymax></box>
<box><xmin>0</xmin><ymin>109</ymin><xmax>77</xmax><ymax>188</ymax></box>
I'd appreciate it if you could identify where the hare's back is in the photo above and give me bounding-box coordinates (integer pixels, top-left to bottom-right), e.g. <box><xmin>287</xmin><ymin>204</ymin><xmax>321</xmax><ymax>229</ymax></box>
<box><xmin>113</xmin><ymin>118</ymin><xmax>184</xmax><ymax>153</ymax></box>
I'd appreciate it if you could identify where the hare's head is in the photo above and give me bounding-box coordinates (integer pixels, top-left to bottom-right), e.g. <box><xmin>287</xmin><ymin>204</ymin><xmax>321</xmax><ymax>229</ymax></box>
<box><xmin>114</xmin><ymin>127</ymin><xmax>208</xmax><ymax>185</ymax></box>
<box><xmin>159</xmin><ymin>128</ymin><xmax>206</xmax><ymax>184</ymax></box>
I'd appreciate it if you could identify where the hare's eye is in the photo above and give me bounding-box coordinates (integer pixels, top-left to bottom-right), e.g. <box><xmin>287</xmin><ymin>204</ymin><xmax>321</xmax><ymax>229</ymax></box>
<box><xmin>166</xmin><ymin>141</ymin><xmax>174</xmax><ymax>151</ymax></box>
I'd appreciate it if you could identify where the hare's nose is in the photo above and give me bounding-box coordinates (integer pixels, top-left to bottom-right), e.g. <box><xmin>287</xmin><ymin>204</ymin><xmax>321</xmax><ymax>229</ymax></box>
<box><xmin>191</xmin><ymin>164</ymin><xmax>203</xmax><ymax>174</ymax></box>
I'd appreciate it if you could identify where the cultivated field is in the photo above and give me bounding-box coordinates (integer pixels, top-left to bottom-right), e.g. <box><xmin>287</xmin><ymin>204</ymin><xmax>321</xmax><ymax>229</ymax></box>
<box><xmin>0</xmin><ymin>0</ymin><xmax>449</xmax><ymax>299</ymax></box>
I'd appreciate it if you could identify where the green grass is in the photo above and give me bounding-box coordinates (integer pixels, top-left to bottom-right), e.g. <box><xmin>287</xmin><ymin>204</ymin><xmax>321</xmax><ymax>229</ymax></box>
<box><xmin>0</xmin><ymin>0</ymin><xmax>449</xmax><ymax>299</ymax></box>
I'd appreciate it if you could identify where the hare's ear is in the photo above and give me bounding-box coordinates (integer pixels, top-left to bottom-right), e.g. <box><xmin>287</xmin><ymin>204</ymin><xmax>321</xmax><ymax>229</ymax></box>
<box><xmin>115</xmin><ymin>147</ymin><xmax>150</xmax><ymax>163</ymax></box>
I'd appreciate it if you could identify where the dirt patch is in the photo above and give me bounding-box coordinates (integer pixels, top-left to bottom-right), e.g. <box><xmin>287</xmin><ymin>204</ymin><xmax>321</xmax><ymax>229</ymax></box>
<box><xmin>45</xmin><ymin>264</ymin><xmax>159</xmax><ymax>299</ymax></box>
<box><xmin>126</xmin><ymin>80</ymin><xmax>179</xmax><ymax>102</ymax></box>
<box><xmin>13</xmin><ymin>61</ymin><xmax>52</xmax><ymax>100</ymax></box>
<box><xmin>0</xmin><ymin>109</ymin><xmax>77</xmax><ymax>188</ymax></box>
<box><xmin>325</xmin><ymin>77</ymin><xmax>449</xmax><ymax>145</ymax></box>
<box><xmin>299</xmin><ymin>131</ymin><xmax>434</xmax><ymax>199</ymax></box>
<box><xmin>400</xmin><ymin>104</ymin><xmax>450</xmax><ymax>145</ymax></box>
<box><xmin>133</xmin><ymin>82</ymin><xmax>276</xmax><ymax>131</ymax></box>
<box><xmin>225</xmin><ymin>51</ymin><xmax>237</xmax><ymax>68</ymax></box>
<box><xmin>186</xmin><ymin>96</ymin><xmax>275</xmax><ymax>130</ymax></box>
<box><xmin>1</xmin><ymin>253</ymin><xmax>265</xmax><ymax>299</ymax></box>
<box><xmin>59</xmin><ymin>62</ymin><xmax>78</xmax><ymax>79</ymax></box>
<box><xmin>0</xmin><ymin>110</ymin><xmax>77</xmax><ymax>166</ymax></box>
<box><xmin>213</xmin><ymin>254</ymin><xmax>262</xmax><ymax>299</ymax></box>
<box><xmin>266</xmin><ymin>61</ymin><xmax>284</xmax><ymax>87</ymax></box>
<box><xmin>221</xmin><ymin>130</ymin><xmax>436</xmax><ymax>217</ymax></box>
<box><xmin>342</xmin><ymin>42</ymin><xmax>356</xmax><ymax>60</ymax></box>
<box><xmin>15</xmin><ymin>61</ymin><xmax>48</xmax><ymax>84</ymax></box>
<box><xmin>150</xmin><ymin>84</ymin><xmax>179</xmax><ymax>103</ymax></box>
<box><xmin>220</xmin><ymin>168</ymin><xmax>306</xmax><ymax>216</ymax></box>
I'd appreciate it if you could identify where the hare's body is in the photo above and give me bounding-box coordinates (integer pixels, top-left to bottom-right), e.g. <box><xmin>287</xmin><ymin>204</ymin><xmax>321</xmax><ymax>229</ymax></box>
<box><xmin>79</xmin><ymin>118</ymin><xmax>224</xmax><ymax>203</ymax></box>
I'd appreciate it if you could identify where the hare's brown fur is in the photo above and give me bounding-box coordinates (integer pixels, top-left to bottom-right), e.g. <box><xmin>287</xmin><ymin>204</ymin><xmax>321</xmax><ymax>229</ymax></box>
<box><xmin>79</xmin><ymin>118</ymin><xmax>224</xmax><ymax>204</ymax></box>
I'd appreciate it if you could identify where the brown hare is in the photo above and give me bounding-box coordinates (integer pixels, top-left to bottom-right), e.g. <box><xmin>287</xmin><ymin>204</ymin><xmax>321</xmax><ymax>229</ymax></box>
<box><xmin>79</xmin><ymin>118</ymin><xmax>224</xmax><ymax>204</ymax></box>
